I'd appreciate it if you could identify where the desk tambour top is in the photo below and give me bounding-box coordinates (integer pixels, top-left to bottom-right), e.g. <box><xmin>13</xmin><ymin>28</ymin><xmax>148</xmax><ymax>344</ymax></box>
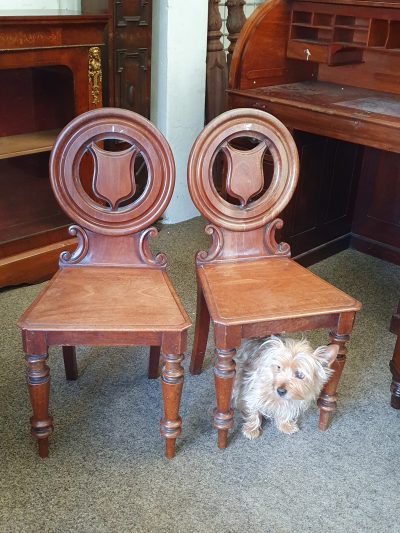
<box><xmin>228</xmin><ymin>81</ymin><xmax>400</xmax><ymax>154</ymax></box>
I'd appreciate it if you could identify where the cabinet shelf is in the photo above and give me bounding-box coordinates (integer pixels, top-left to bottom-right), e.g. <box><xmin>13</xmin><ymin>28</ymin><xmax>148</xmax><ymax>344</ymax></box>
<box><xmin>0</xmin><ymin>129</ymin><xmax>60</xmax><ymax>160</ymax></box>
<box><xmin>292</xmin><ymin>22</ymin><xmax>333</xmax><ymax>30</ymax></box>
<box><xmin>289</xmin><ymin>3</ymin><xmax>400</xmax><ymax>64</ymax></box>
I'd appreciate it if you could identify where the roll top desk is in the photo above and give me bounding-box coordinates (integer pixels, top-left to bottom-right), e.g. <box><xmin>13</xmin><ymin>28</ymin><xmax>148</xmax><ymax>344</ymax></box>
<box><xmin>228</xmin><ymin>0</ymin><xmax>400</xmax><ymax>265</ymax></box>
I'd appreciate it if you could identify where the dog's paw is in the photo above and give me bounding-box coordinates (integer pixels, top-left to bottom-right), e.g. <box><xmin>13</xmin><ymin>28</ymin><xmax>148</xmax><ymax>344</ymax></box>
<box><xmin>242</xmin><ymin>425</ymin><xmax>261</xmax><ymax>440</ymax></box>
<box><xmin>276</xmin><ymin>420</ymin><xmax>299</xmax><ymax>434</ymax></box>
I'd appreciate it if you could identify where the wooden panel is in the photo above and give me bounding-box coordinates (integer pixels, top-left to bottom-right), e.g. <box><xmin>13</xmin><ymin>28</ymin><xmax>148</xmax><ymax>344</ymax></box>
<box><xmin>112</xmin><ymin>0</ymin><xmax>152</xmax><ymax>116</ymax></box>
<box><xmin>352</xmin><ymin>148</ymin><xmax>400</xmax><ymax>249</ymax></box>
<box><xmin>0</xmin><ymin>130</ymin><xmax>59</xmax><ymax>159</ymax></box>
<box><xmin>0</xmin><ymin>239</ymin><xmax>76</xmax><ymax>288</ymax></box>
<box><xmin>114</xmin><ymin>47</ymin><xmax>150</xmax><ymax>116</ymax></box>
<box><xmin>280</xmin><ymin>131</ymin><xmax>361</xmax><ymax>258</ymax></box>
<box><xmin>0</xmin><ymin>154</ymin><xmax>70</xmax><ymax>244</ymax></box>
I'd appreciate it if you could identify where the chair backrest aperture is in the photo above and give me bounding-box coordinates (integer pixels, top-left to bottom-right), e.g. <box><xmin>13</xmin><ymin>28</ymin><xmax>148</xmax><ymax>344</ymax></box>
<box><xmin>187</xmin><ymin>108</ymin><xmax>299</xmax><ymax>264</ymax></box>
<box><xmin>49</xmin><ymin>108</ymin><xmax>175</xmax><ymax>268</ymax></box>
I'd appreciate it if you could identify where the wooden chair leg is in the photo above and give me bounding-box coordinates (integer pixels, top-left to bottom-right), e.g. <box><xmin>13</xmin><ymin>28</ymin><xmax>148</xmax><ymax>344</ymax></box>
<box><xmin>318</xmin><ymin>313</ymin><xmax>354</xmax><ymax>430</ymax></box>
<box><xmin>62</xmin><ymin>346</ymin><xmax>78</xmax><ymax>381</ymax></box>
<box><xmin>160</xmin><ymin>352</ymin><xmax>184</xmax><ymax>459</ymax></box>
<box><xmin>213</xmin><ymin>346</ymin><xmax>236</xmax><ymax>449</ymax></box>
<box><xmin>148</xmin><ymin>346</ymin><xmax>161</xmax><ymax>379</ymax></box>
<box><xmin>389</xmin><ymin>336</ymin><xmax>400</xmax><ymax>409</ymax></box>
<box><xmin>190</xmin><ymin>282</ymin><xmax>210</xmax><ymax>375</ymax></box>
<box><xmin>25</xmin><ymin>352</ymin><xmax>53</xmax><ymax>458</ymax></box>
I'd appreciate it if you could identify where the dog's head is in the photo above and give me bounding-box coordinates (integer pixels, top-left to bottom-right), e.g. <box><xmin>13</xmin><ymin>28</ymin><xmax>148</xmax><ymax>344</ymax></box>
<box><xmin>259</xmin><ymin>336</ymin><xmax>338</xmax><ymax>402</ymax></box>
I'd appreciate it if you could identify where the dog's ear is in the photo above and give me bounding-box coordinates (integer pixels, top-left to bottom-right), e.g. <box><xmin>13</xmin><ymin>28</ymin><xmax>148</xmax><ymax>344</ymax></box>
<box><xmin>313</xmin><ymin>344</ymin><xmax>339</xmax><ymax>367</ymax></box>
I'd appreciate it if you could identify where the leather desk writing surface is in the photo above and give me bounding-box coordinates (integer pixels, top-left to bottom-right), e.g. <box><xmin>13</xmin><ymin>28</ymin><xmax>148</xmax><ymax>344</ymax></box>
<box><xmin>229</xmin><ymin>81</ymin><xmax>400</xmax><ymax>154</ymax></box>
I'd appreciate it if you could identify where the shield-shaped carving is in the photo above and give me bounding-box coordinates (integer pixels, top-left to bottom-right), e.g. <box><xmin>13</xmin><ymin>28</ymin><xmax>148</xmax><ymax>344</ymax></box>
<box><xmin>222</xmin><ymin>140</ymin><xmax>267</xmax><ymax>206</ymax></box>
<box><xmin>90</xmin><ymin>143</ymin><xmax>138</xmax><ymax>209</ymax></box>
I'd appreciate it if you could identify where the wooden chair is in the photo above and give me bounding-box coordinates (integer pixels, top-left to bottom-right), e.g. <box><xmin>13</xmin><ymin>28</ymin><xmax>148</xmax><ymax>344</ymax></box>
<box><xmin>187</xmin><ymin>108</ymin><xmax>361</xmax><ymax>449</ymax></box>
<box><xmin>389</xmin><ymin>300</ymin><xmax>400</xmax><ymax>408</ymax></box>
<box><xmin>17</xmin><ymin>108</ymin><xmax>191</xmax><ymax>459</ymax></box>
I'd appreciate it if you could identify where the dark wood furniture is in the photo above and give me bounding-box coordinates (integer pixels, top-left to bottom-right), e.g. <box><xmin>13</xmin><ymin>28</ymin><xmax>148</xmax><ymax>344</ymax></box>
<box><xmin>389</xmin><ymin>300</ymin><xmax>400</xmax><ymax>408</ymax></box>
<box><xmin>82</xmin><ymin>0</ymin><xmax>152</xmax><ymax>117</ymax></box>
<box><xmin>228</xmin><ymin>0</ymin><xmax>400</xmax><ymax>266</ymax></box>
<box><xmin>17</xmin><ymin>108</ymin><xmax>191</xmax><ymax>459</ymax></box>
<box><xmin>187</xmin><ymin>108</ymin><xmax>361</xmax><ymax>448</ymax></box>
<box><xmin>0</xmin><ymin>12</ymin><xmax>108</xmax><ymax>287</ymax></box>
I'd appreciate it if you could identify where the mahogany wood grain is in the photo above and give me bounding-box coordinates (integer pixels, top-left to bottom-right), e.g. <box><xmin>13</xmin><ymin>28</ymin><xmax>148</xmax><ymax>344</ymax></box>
<box><xmin>187</xmin><ymin>109</ymin><xmax>361</xmax><ymax>447</ymax></box>
<box><xmin>17</xmin><ymin>108</ymin><xmax>191</xmax><ymax>459</ymax></box>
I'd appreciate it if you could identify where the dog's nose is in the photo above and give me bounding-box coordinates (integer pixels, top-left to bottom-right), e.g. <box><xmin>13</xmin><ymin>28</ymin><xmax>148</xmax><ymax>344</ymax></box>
<box><xmin>277</xmin><ymin>387</ymin><xmax>287</xmax><ymax>397</ymax></box>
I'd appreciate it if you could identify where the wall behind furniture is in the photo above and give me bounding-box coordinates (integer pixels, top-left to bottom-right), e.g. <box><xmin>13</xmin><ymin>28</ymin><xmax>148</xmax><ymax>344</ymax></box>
<box><xmin>151</xmin><ymin>0</ymin><xmax>207</xmax><ymax>224</ymax></box>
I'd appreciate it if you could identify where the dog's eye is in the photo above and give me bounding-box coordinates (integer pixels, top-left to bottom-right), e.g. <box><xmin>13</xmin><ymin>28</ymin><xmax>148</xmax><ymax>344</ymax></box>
<box><xmin>275</xmin><ymin>365</ymin><xmax>281</xmax><ymax>372</ymax></box>
<box><xmin>295</xmin><ymin>370</ymin><xmax>305</xmax><ymax>379</ymax></box>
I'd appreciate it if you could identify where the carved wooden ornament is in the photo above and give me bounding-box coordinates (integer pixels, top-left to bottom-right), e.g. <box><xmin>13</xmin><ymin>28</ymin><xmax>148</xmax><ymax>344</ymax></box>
<box><xmin>50</xmin><ymin>108</ymin><xmax>175</xmax><ymax>236</ymax></box>
<box><xmin>187</xmin><ymin>108</ymin><xmax>299</xmax><ymax>232</ymax></box>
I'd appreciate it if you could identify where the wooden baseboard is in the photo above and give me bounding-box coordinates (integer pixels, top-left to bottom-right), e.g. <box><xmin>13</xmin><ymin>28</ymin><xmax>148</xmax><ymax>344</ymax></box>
<box><xmin>293</xmin><ymin>234</ymin><xmax>351</xmax><ymax>267</ymax></box>
<box><xmin>0</xmin><ymin>239</ymin><xmax>77</xmax><ymax>288</ymax></box>
<box><xmin>350</xmin><ymin>234</ymin><xmax>400</xmax><ymax>266</ymax></box>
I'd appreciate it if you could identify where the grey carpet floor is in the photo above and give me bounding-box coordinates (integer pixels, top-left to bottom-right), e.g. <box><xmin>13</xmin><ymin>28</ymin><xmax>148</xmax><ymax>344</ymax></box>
<box><xmin>1</xmin><ymin>216</ymin><xmax>399</xmax><ymax>533</ymax></box>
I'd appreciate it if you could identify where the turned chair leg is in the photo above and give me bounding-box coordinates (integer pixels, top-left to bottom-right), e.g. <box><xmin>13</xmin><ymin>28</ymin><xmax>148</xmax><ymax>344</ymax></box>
<box><xmin>190</xmin><ymin>283</ymin><xmax>210</xmax><ymax>375</ymax></box>
<box><xmin>62</xmin><ymin>346</ymin><xmax>78</xmax><ymax>381</ymax></box>
<box><xmin>160</xmin><ymin>352</ymin><xmax>184</xmax><ymax>459</ymax></box>
<box><xmin>213</xmin><ymin>346</ymin><xmax>236</xmax><ymax>449</ymax></box>
<box><xmin>25</xmin><ymin>352</ymin><xmax>53</xmax><ymax>458</ymax></box>
<box><xmin>148</xmin><ymin>346</ymin><xmax>161</xmax><ymax>379</ymax></box>
<box><xmin>318</xmin><ymin>313</ymin><xmax>355</xmax><ymax>430</ymax></box>
<box><xmin>389</xmin><ymin>336</ymin><xmax>400</xmax><ymax>409</ymax></box>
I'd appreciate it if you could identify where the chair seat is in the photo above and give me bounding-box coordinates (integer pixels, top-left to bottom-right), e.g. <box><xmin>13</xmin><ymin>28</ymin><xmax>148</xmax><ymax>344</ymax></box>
<box><xmin>197</xmin><ymin>258</ymin><xmax>361</xmax><ymax>326</ymax></box>
<box><xmin>18</xmin><ymin>267</ymin><xmax>191</xmax><ymax>332</ymax></box>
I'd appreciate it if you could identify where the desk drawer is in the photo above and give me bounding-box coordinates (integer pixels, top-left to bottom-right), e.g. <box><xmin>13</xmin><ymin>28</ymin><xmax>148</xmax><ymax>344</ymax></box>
<box><xmin>287</xmin><ymin>40</ymin><xmax>329</xmax><ymax>62</ymax></box>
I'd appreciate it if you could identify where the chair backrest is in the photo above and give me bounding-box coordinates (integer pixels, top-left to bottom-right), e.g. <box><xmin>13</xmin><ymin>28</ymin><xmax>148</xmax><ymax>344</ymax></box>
<box><xmin>50</xmin><ymin>108</ymin><xmax>175</xmax><ymax>268</ymax></box>
<box><xmin>187</xmin><ymin>108</ymin><xmax>299</xmax><ymax>264</ymax></box>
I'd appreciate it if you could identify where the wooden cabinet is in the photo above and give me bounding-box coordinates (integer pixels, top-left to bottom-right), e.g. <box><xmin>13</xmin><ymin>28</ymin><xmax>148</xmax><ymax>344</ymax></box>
<box><xmin>228</xmin><ymin>0</ymin><xmax>400</xmax><ymax>265</ymax></box>
<box><xmin>82</xmin><ymin>0</ymin><xmax>152</xmax><ymax>117</ymax></box>
<box><xmin>0</xmin><ymin>13</ymin><xmax>108</xmax><ymax>287</ymax></box>
<box><xmin>280</xmin><ymin>131</ymin><xmax>361</xmax><ymax>264</ymax></box>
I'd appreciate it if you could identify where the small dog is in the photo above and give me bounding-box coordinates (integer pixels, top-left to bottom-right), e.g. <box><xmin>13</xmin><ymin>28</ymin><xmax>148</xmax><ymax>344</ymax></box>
<box><xmin>232</xmin><ymin>336</ymin><xmax>338</xmax><ymax>439</ymax></box>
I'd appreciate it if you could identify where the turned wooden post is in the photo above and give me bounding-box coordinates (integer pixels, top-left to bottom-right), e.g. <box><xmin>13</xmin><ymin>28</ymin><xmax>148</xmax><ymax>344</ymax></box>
<box><xmin>226</xmin><ymin>0</ymin><xmax>247</xmax><ymax>69</ymax></box>
<box><xmin>160</xmin><ymin>352</ymin><xmax>185</xmax><ymax>459</ymax></box>
<box><xmin>213</xmin><ymin>346</ymin><xmax>236</xmax><ymax>448</ymax></box>
<box><xmin>26</xmin><ymin>352</ymin><xmax>53</xmax><ymax>458</ymax></box>
<box><xmin>318</xmin><ymin>312</ymin><xmax>355</xmax><ymax>430</ymax></box>
<box><xmin>206</xmin><ymin>0</ymin><xmax>228</xmax><ymax>123</ymax></box>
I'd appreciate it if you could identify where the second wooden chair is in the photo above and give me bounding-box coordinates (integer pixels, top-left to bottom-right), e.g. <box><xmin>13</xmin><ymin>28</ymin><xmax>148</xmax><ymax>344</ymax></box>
<box><xmin>187</xmin><ymin>108</ymin><xmax>361</xmax><ymax>449</ymax></box>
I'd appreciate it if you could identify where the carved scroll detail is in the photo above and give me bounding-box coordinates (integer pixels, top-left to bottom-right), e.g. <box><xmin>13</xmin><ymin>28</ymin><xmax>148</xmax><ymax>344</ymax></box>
<box><xmin>60</xmin><ymin>225</ymin><xmax>89</xmax><ymax>266</ymax></box>
<box><xmin>264</xmin><ymin>219</ymin><xmax>291</xmax><ymax>256</ymax></box>
<box><xmin>139</xmin><ymin>227</ymin><xmax>167</xmax><ymax>267</ymax></box>
<box><xmin>196</xmin><ymin>224</ymin><xmax>224</xmax><ymax>264</ymax></box>
<box><xmin>88</xmin><ymin>46</ymin><xmax>102</xmax><ymax>105</ymax></box>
